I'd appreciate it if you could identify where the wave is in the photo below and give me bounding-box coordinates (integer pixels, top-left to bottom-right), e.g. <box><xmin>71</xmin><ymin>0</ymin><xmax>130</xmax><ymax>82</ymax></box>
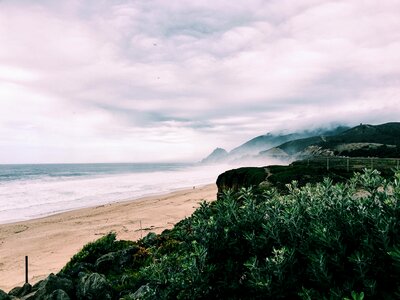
<box><xmin>0</xmin><ymin>163</ymin><xmax>232</xmax><ymax>224</ymax></box>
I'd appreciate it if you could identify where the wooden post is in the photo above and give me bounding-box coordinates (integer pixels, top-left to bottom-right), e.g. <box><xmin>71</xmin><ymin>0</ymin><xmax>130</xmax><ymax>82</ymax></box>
<box><xmin>371</xmin><ymin>157</ymin><xmax>374</xmax><ymax>169</ymax></box>
<box><xmin>327</xmin><ymin>157</ymin><xmax>329</xmax><ymax>171</ymax></box>
<box><xmin>347</xmin><ymin>157</ymin><xmax>349</xmax><ymax>172</ymax></box>
<box><xmin>25</xmin><ymin>256</ymin><xmax>28</xmax><ymax>284</ymax></box>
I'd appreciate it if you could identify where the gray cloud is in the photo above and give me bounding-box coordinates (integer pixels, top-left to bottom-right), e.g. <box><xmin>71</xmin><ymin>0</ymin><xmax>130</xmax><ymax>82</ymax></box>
<box><xmin>0</xmin><ymin>0</ymin><xmax>399</xmax><ymax>163</ymax></box>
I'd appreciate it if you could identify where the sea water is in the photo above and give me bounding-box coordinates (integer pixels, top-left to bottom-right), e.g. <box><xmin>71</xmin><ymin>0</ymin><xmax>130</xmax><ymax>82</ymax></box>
<box><xmin>0</xmin><ymin>163</ymin><xmax>231</xmax><ymax>224</ymax></box>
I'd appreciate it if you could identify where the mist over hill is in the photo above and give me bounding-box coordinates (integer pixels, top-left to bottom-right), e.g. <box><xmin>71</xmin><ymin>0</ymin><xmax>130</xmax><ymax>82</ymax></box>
<box><xmin>276</xmin><ymin>122</ymin><xmax>400</xmax><ymax>158</ymax></box>
<box><xmin>201</xmin><ymin>125</ymin><xmax>349</xmax><ymax>164</ymax></box>
<box><xmin>202</xmin><ymin>122</ymin><xmax>400</xmax><ymax>164</ymax></box>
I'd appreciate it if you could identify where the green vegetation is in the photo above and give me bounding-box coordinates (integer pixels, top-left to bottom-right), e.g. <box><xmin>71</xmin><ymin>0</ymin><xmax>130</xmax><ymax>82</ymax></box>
<box><xmin>338</xmin><ymin>144</ymin><xmax>400</xmax><ymax>158</ymax></box>
<box><xmin>49</xmin><ymin>169</ymin><xmax>400</xmax><ymax>299</ymax></box>
<box><xmin>62</xmin><ymin>232</ymin><xmax>135</xmax><ymax>272</ymax></box>
<box><xmin>276</xmin><ymin>122</ymin><xmax>400</xmax><ymax>157</ymax></box>
<box><xmin>216</xmin><ymin>167</ymin><xmax>267</xmax><ymax>191</ymax></box>
<box><xmin>216</xmin><ymin>158</ymin><xmax>397</xmax><ymax>194</ymax></box>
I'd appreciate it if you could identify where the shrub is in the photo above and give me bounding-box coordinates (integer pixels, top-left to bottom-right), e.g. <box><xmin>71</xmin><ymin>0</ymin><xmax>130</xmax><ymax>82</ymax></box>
<box><xmin>137</xmin><ymin>169</ymin><xmax>400</xmax><ymax>299</ymax></box>
<box><xmin>62</xmin><ymin>232</ymin><xmax>135</xmax><ymax>273</ymax></box>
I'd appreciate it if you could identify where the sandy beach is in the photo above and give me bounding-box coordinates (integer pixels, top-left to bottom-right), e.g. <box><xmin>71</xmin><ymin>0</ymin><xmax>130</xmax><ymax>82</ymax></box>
<box><xmin>0</xmin><ymin>184</ymin><xmax>217</xmax><ymax>292</ymax></box>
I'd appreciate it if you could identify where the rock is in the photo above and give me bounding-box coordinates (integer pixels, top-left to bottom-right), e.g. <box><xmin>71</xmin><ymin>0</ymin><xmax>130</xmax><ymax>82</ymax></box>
<box><xmin>0</xmin><ymin>289</ymin><xmax>11</xmax><ymax>300</ymax></box>
<box><xmin>33</xmin><ymin>274</ymin><xmax>73</xmax><ymax>300</ymax></box>
<box><xmin>31</xmin><ymin>280</ymin><xmax>44</xmax><ymax>292</ymax></box>
<box><xmin>95</xmin><ymin>246</ymin><xmax>138</xmax><ymax>274</ymax></box>
<box><xmin>20</xmin><ymin>291</ymin><xmax>37</xmax><ymax>300</ymax></box>
<box><xmin>8</xmin><ymin>283</ymin><xmax>32</xmax><ymax>298</ymax></box>
<box><xmin>59</xmin><ymin>262</ymin><xmax>93</xmax><ymax>278</ymax></box>
<box><xmin>43</xmin><ymin>289</ymin><xmax>70</xmax><ymax>300</ymax></box>
<box><xmin>120</xmin><ymin>284</ymin><xmax>153</xmax><ymax>299</ymax></box>
<box><xmin>76</xmin><ymin>273</ymin><xmax>113</xmax><ymax>300</ymax></box>
<box><xmin>130</xmin><ymin>284</ymin><xmax>151</xmax><ymax>299</ymax></box>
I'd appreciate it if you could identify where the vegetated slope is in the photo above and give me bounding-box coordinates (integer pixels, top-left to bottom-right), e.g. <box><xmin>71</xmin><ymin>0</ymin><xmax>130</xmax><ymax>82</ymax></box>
<box><xmin>6</xmin><ymin>169</ymin><xmax>400</xmax><ymax>299</ymax></box>
<box><xmin>216</xmin><ymin>157</ymin><xmax>397</xmax><ymax>194</ymax></box>
<box><xmin>276</xmin><ymin>122</ymin><xmax>400</xmax><ymax>158</ymax></box>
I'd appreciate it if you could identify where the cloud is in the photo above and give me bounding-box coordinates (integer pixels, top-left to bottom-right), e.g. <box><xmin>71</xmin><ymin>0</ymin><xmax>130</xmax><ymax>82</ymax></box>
<box><xmin>0</xmin><ymin>0</ymin><xmax>399</xmax><ymax>163</ymax></box>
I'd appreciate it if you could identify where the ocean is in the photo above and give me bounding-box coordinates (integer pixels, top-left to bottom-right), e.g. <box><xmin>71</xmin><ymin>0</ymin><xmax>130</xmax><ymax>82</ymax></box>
<box><xmin>0</xmin><ymin>163</ymin><xmax>231</xmax><ymax>224</ymax></box>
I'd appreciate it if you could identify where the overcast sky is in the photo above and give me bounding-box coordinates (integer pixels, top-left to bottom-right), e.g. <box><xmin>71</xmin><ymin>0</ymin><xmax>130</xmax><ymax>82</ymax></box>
<box><xmin>1</xmin><ymin>0</ymin><xmax>399</xmax><ymax>163</ymax></box>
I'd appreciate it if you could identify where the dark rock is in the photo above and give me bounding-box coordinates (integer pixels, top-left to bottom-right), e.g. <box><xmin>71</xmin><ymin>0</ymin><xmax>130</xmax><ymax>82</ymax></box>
<box><xmin>216</xmin><ymin>167</ymin><xmax>267</xmax><ymax>194</ymax></box>
<box><xmin>130</xmin><ymin>284</ymin><xmax>151</xmax><ymax>299</ymax></box>
<box><xmin>20</xmin><ymin>291</ymin><xmax>37</xmax><ymax>300</ymax></box>
<box><xmin>8</xmin><ymin>283</ymin><xmax>32</xmax><ymax>297</ymax></box>
<box><xmin>34</xmin><ymin>274</ymin><xmax>73</xmax><ymax>300</ymax></box>
<box><xmin>59</xmin><ymin>262</ymin><xmax>94</xmax><ymax>278</ymax></box>
<box><xmin>43</xmin><ymin>289</ymin><xmax>70</xmax><ymax>300</ymax></box>
<box><xmin>95</xmin><ymin>246</ymin><xmax>138</xmax><ymax>274</ymax></box>
<box><xmin>31</xmin><ymin>280</ymin><xmax>44</xmax><ymax>292</ymax></box>
<box><xmin>76</xmin><ymin>273</ymin><xmax>113</xmax><ymax>300</ymax></box>
<box><xmin>0</xmin><ymin>289</ymin><xmax>10</xmax><ymax>300</ymax></box>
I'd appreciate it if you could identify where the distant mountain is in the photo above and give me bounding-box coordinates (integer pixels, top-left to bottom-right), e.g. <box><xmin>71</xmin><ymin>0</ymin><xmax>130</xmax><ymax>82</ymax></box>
<box><xmin>274</xmin><ymin>122</ymin><xmax>400</xmax><ymax>158</ymax></box>
<box><xmin>228</xmin><ymin>133</ymin><xmax>304</xmax><ymax>157</ymax></box>
<box><xmin>201</xmin><ymin>125</ymin><xmax>349</xmax><ymax>164</ymax></box>
<box><xmin>201</xmin><ymin>148</ymin><xmax>228</xmax><ymax>164</ymax></box>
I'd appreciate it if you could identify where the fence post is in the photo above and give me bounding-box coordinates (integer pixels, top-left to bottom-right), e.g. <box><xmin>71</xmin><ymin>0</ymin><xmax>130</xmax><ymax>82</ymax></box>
<box><xmin>327</xmin><ymin>157</ymin><xmax>329</xmax><ymax>171</ymax></box>
<box><xmin>25</xmin><ymin>256</ymin><xmax>28</xmax><ymax>284</ymax></box>
<box><xmin>371</xmin><ymin>157</ymin><xmax>374</xmax><ymax>169</ymax></box>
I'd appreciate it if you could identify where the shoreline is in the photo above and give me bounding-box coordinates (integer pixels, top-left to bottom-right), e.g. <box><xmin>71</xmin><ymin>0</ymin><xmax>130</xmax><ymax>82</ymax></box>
<box><xmin>0</xmin><ymin>183</ymin><xmax>217</xmax><ymax>292</ymax></box>
<box><xmin>0</xmin><ymin>183</ymin><xmax>213</xmax><ymax>226</ymax></box>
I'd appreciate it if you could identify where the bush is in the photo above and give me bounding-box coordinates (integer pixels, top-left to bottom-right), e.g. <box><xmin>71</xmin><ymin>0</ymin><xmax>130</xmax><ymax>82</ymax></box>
<box><xmin>62</xmin><ymin>232</ymin><xmax>134</xmax><ymax>273</ymax></box>
<box><xmin>137</xmin><ymin>169</ymin><xmax>400</xmax><ymax>299</ymax></box>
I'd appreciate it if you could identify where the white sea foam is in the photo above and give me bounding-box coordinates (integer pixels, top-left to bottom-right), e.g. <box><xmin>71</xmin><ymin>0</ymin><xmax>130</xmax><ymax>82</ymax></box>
<box><xmin>0</xmin><ymin>163</ymin><xmax>234</xmax><ymax>224</ymax></box>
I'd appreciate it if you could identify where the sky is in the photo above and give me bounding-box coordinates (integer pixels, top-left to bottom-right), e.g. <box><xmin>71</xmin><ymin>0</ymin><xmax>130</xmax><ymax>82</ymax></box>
<box><xmin>1</xmin><ymin>0</ymin><xmax>400</xmax><ymax>163</ymax></box>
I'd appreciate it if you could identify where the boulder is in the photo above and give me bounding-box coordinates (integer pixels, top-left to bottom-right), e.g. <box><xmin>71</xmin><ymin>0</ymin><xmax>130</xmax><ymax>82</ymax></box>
<box><xmin>8</xmin><ymin>283</ymin><xmax>32</xmax><ymax>298</ymax></box>
<box><xmin>130</xmin><ymin>284</ymin><xmax>152</xmax><ymax>299</ymax></box>
<box><xmin>20</xmin><ymin>291</ymin><xmax>37</xmax><ymax>300</ymax></box>
<box><xmin>43</xmin><ymin>289</ymin><xmax>70</xmax><ymax>300</ymax></box>
<box><xmin>33</xmin><ymin>274</ymin><xmax>73</xmax><ymax>300</ymax></box>
<box><xmin>95</xmin><ymin>246</ymin><xmax>138</xmax><ymax>274</ymax></box>
<box><xmin>0</xmin><ymin>289</ymin><xmax>10</xmax><ymax>300</ymax></box>
<box><xmin>76</xmin><ymin>273</ymin><xmax>113</xmax><ymax>300</ymax></box>
<box><xmin>59</xmin><ymin>262</ymin><xmax>93</xmax><ymax>278</ymax></box>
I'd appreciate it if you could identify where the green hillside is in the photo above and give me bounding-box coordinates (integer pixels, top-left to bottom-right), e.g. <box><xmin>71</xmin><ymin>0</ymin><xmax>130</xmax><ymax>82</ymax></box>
<box><xmin>276</xmin><ymin>122</ymin><xmax>400</xmax><ymax>158</ymax></box>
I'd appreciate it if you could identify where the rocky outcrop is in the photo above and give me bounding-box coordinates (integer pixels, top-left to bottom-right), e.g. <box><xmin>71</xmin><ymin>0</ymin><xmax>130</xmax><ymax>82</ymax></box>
<box><xmin>33</xmin><ymin>274</ymin><xmax>73</xmax><ymax>300</ymax></box>
<box><xmin>43</xmin><ymin>289</ymin><xmax>70</xmax><ymax>300</ymax></box>
<box><xmin>76</xmin><ymin>273</ymin><xmax>113</xmax><ymax>300</ymax></box>
<box><xmin>216</xmin><ymin>167</ymin><xmax>267</xmax><ymax>195</ymax></box>
<box><xmin>95</xmin><ymin>246</ymin><xmax>139</xmax><ymax>274</ymax></box>
<box><xmin>127</xmin><ymin>284</ymin><xmax>151</xmax><ymax>299</ymax></box>
<box><xmin>8</xmin><ymin>283</ymin><xmax>32</xmax><ymax>298</ymax></box>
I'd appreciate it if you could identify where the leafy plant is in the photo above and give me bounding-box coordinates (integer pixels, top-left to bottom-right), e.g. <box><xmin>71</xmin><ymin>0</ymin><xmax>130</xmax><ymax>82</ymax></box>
<box><xmin>57</xmin><ymin>169</ymin><xmax>400</xmax><ymax>299</ymax></box>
